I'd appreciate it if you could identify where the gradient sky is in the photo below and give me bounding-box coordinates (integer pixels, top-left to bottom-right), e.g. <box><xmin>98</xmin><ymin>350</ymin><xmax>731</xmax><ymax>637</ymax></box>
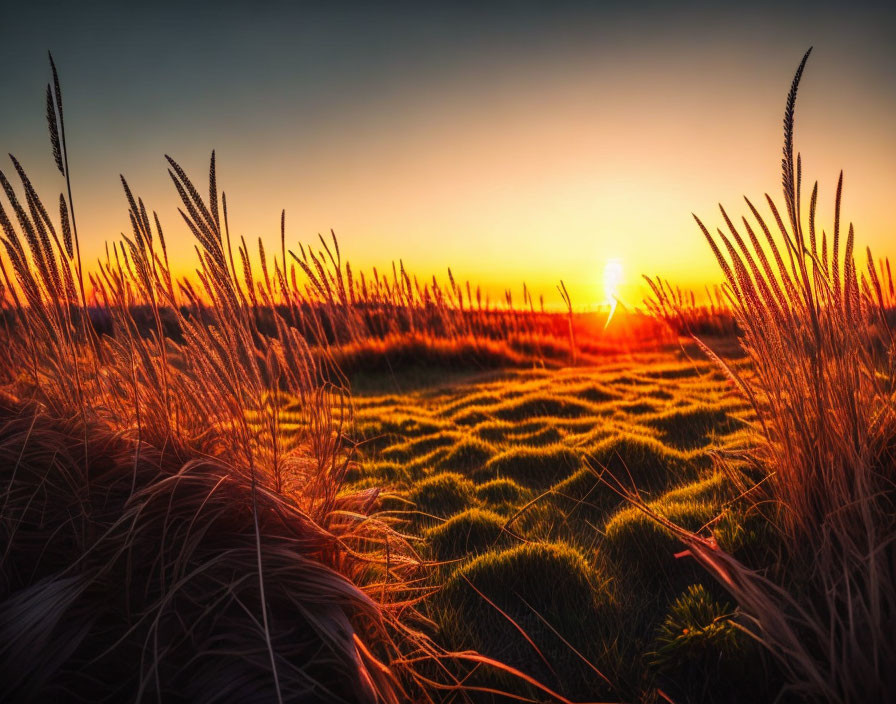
<box><xmin>2</xmin><ymin>1</ymin><xmax>895</xmax><ymax>307</ymax></box>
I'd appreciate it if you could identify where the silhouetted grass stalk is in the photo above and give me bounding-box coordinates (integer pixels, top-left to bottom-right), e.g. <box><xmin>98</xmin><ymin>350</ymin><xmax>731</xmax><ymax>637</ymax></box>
<box><xmin>0</xmin><ymin>56</ymin><xmax>450</xmax><ymax>703</ymax></box>
<box><xmin>642</xmin><ymin>48</ymin><xmax>896</xmax><ymax>701</ymax></box>
<box><xmin>0</xmin><ymin>56</ymin><xmax>622</xmax><ymax>703</ymax></box>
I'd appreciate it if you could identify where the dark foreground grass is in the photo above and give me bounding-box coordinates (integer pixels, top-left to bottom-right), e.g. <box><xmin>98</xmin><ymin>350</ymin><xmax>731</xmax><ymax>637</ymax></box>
<box><xmin>0</xmin><ymin>399</ymin><xmax>425</xmax><ymax>703</ymax></box>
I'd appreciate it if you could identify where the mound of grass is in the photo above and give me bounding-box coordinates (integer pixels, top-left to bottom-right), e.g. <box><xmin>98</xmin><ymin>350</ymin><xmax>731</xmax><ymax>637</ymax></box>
<box><xmin>475</xmin><ymin>478</ymin><xmax>532</xmax><ymax>509</ymax></box>
<box><xmin>343</xmin><ymin>460</ymin><xmax>405</xmax><ymax>486</ymax></box>
<box><xmin>588</xmin><ymin>433</ymin><xmax>705</xmax><ymax>493</ymax></box>
<box><xmin>492</xmin><ymin>394</ymin><xmax>596</xmax><ymax>421</ymax></box>
<box><xmin>514</xmin><ymin>425</ymin><xmax>565</xmax><ymax>446</ymax></box>
<box><xmin>439</xmin><ymin>390</ymin><xmax>507</xmax><ymax>417</ymax></box>
<box><xmin>381</xmin><ymin>431</ymin><xmax>461</xmax><ymax>462</ymax></box>
<box><xmin>472</xmin><ymin>421</ymin><xmax>519</xmax><ymax>443</ymax></box>
<box><xmin>426</xmin><ymin>508</ymin><xmax>514</xmax><ymax>561</ymax></box>
<box><xmin>648</xmin><ymin>405</ymin><xmax>745</xmax><ymax>450</ymax></box>
<box><xmin>618</xmin><ymin>400</ymin><xmax>658</xmax><ymax>416</ymax></box>
<box><xmin>651</xmin><ymin>584</ymin><xmax>767</xmax><ymax>703</ymax></box>
<box><xmin>355</xmin><ymin>413</ymin><xmax>447</xmax><ymax>451</ymax></box>
<box><xmin>603</xmin><ymin>495</ymin><xmax>718</xmax><ymax>592</ymax></box>
<box><xmin>548</xmin><ymin>467</ymin><xmax>619</xmax><ymax>526</ymax></box>
<box><xmin>567</xmin><ymin>384</ymin><xmax>619</xmax><ymax>404</ymax></box>
<box><xmin>601</xmin><ymin>372</ymin><xmax>651</xmax><ymax>387</ymax></box>
<box><xmin>478</xmin><ymin>444</ymin><xmax>581</xmax><ymax>488</ymax></box>
<box><xmin>435</xmin><ymin>436</ymin><xmax>495</xmax><ymax>472</ymax></box>
<box><xmin>473</xmin><ymin>420</ymin><xmax>564</xmax><ymax>447</ymax></box>
<box><xmin>450</xmin><ymin>407</ymin><xmax>494</xmax><ymax>426</ymax></box>
<box><xmin>712</xmin><ymin>508</ymin><xmax>782</xmax><ymax>569</ymax></box>
<box><xmin>660</xmin><ymin>472</ymin><xmax>729</xmax><ymax>504</ymax></box>
<box><xmin>408</xmin><ymin>472</ymin><xmax>477</xmax><ymax>519</ymax></box>
<box><xmin>644</xmin><ymin>364</ymin><xmax>704</xmax><ymax>380</ymax></box>
<box><xmin>441</xmin><ymin>542</ymin><xmax>615</xmax><ymax>698</ymax></box>
<box><xmin>646</xmin><ymin>388</ymin><xmax>674</xmax><ymax>401</ymax></box>
<box><xmin>565</xmin><ymin>425</ymin><xmax>615</xmax><ymax>449</ymax></box>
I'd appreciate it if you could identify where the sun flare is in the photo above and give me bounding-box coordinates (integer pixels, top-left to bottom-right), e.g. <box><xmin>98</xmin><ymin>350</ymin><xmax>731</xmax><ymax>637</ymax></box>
<box><xmin>603</xmin><ymin>258</ymin><xmax>624</xmax><ymax>327</ymax></box>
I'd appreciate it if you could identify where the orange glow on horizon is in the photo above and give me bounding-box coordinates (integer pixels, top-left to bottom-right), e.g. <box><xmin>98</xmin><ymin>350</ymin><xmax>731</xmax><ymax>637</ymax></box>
<box><xmin>11</xmin><ymin>36</ymin><xmax>895</xmax><ymax>311</ymax></box>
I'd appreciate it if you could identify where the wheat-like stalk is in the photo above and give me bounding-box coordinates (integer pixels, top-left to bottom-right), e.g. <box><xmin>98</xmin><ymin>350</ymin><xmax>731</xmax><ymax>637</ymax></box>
<box><xmin>642</xmin><ymin>49</ymin><xmax>896</xmax><ymax>702</ymax></box>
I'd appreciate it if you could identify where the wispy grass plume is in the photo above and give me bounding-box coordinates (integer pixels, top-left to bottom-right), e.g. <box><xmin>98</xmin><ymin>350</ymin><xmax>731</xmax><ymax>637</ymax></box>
<box><xmin>643</xmin><ymin>48</ymin><xmax>896</xmax><ymax>702</ymax></box>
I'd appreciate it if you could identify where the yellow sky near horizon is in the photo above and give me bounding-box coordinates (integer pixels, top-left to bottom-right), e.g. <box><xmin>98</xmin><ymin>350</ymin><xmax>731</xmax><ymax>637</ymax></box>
<box><xmin>108</xmin><ymin>54</ymin><xmax>896</xmax><ymax>310</ymax></box>
<box><xmin>5</xmin><ymin>6</ymin><xmax>895</xmax><ymax>311</ymax></box>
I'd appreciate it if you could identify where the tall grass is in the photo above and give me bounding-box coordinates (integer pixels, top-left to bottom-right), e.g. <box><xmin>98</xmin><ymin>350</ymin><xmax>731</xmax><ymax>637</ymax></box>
<box><xmin>642</xmin><ymin>48</ymin><xmax>896</xmax><ymax>701</ymax></box>
<box><xmin>283</xmin><ymin>234</ymin><xmax>672</xmax><ymax>370</ymax></box>
<box><xmin>291</xmin><ymin>233</ymin><xmax>552</xmax><ymax>346</ymax></box>
<box><xmin>0</xmin><ymin>55</ymin><xmax>441</xmax><ymax>703</ymax></box>
<box><xmin>0</xmin><ymin>55</ymin><xmax>621</xmax><ymax>704</ymax></box>
<box><xmin>643</xmin><ymin>279</ymin><xmax>737</xmax><ymax>337</ymax></box>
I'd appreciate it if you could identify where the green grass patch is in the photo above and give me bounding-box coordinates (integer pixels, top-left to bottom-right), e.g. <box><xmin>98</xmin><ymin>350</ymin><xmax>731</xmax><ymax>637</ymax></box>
<box><xmin>475</xmin><ymin>477</ymin><xmax>532</xmax><ymax>508</ymax></box>
<box><xmin>648</xmin><ymin>404</ymin><xmax>745</xmax><ymax>449</ymax></box>
<box><xmin>441</xmin><ymin>542</ymin><xmax>616</xmax><ymax>699</ymax></box>
<box><xmin>473</xmin><ymin>419</ymin><xmax>564</xmax><ymax>446</ymax></box>
<box><xmin>342</xmin><ymin>361</ymin><xmax>771</xmax><ymax>702</ymax></box>
<box><xmin>548</xmin><ymin>467</ymin><xmax>620</xmax><ymax>526</ymax></box>
<box><xmin>381</xmin><ymin>431</ymin><xmax>462</xmax><ymax>462</ymax></box>
<box><xmin>603</xmin><ymin>494</ymin><xmax>718</xmax><ymax>593</ymax></box>
<box><xmin>477</xmin><ymin>444</ymin><xmax>581</xmax><ymax>488</ymax></box>
<box><xmin>588</xmin><ymin>433</ymin><xmax>705</xmax><ymax>493</ymax></box>
<box><xmin>491</xmin><ymin>394</ymin><xmax>597</xmax><ymax>421</ymax></box>
<box><xmin>435</xmin><ymin>436</ymin><xmax>496</xmax><ymax>472</ymax></box>
<box><xmin>408</xmin><ymin>472</ymin><xmax>477</xmax><ymax>520</ymax></box>
<box><xmin>426</xmin><ymin>508</ymin><xmax>514</xmax><ymax>561</ymax></box>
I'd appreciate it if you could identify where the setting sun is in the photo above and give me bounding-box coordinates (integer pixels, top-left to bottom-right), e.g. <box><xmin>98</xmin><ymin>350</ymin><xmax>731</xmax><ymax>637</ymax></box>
<box><xmin>602</xmin><ymin>257</ymin><xmax>624</xmax><ymax>326</ymax></box>
<box><xmin>602</xmin><ymin>258</ymin><xmax>624</xmax><ymax>304</ymax></box>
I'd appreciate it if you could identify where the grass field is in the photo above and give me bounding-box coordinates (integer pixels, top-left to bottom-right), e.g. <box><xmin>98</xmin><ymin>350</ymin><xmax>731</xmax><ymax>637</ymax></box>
<box><xmin>333</xmin><ymin>352</ymin><xmax>778</xmax><ymax>702</ymax></box>
<box><xmin>3</xmin><ymin>47</ymin><xmax>896</xmax><ymax>704</ymax></box>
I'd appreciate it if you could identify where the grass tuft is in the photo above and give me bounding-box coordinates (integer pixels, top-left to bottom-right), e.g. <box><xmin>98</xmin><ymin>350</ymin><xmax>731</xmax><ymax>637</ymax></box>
<box><xmin>426</xmin><ymin>508</ymin><xmax>515</xmax><ymax>561</ymax></box>
<box><xmin>588</xmin><ymin>433</ymin><xmax>705</xmax><ymax>492</ymax></box>
<box><xmin>408</xmin><ymin>472</ymin><xmax>477</xmax><ymax>519</ymax></box>
<box><xmin>436</xmin><ymin>436</ymin><xmax>496</xmax><ymax>471</ymax></box>
<box><xmin>478</xmin><ymin>444</ymin><xmax>581</xmax><ymax>488</ymax></box>
<box><xmin>441</xmin><ymin>541</ymin><xmax>615</xmax><ymax>699</ymax></box>
<box><xmin>475</xmin><ymin>477</ymin><xmax>533</xmax><ymax>509</ymax></box>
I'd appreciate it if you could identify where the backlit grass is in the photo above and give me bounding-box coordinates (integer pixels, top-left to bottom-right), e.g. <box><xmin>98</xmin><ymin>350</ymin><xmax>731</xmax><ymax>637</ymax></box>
<box><xmin>345</xmin><ymin>355</ymin><xmax>771</xmax><ymax>701</ymax></box>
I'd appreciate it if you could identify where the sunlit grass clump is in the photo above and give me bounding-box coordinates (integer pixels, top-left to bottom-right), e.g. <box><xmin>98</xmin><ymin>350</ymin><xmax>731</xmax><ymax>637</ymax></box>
<box><xmin>426</xmin><ymin>508</ymin><xmax>515</xmax><ymax>561</ymax></box>
<box><xmin>547</xmin><ymin>467</ymin><xmax>617</xmax><ymax>526</ymax></box>
<box><xmin>652</xmin><ymin>584</ymin><xmax>740</xmax><ymax>670</ymax></box>
<box><xmin>436</xmin><ymin>435</ymin><xmax>496</xmax><ymax>471</ymax></box>
<box><xmin>604</xmin><ymin>498</ymin><xmax>718</xmax><ymax>589</ymax></box>
<box><xmin>440</xmin><ymin>542</ymin><xmax>616</xmax><ymax>698</ymax></box>
<box><xmin>478</xmin><ymin>443</ymin><xmax>581</xmax><ymax>488</ymax></box>
<box><xmin>474</xmin><ymin>477</ymin><xmax>532</xmax><ymax>513</ymax></box>
<box><xmin>588</xmin><ymin>433</ymin><xmax>706</xmax><ymax>491</ymax></box>
<box><xmin>648</xmin><ymin>584</ymin><xmax>767</xmax><ymax>702</ymax></box>
<box><xmin>409</xmin><ymin>472</ymin><xmax>477</xmax><ymax>520</ymax></box>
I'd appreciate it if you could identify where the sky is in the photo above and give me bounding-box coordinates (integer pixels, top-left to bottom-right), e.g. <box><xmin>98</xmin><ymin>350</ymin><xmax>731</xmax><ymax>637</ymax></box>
<box><xmin>1</xmin><ymin>1</ymin><xmax>895</xmax><ymax>308</ymax></box>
